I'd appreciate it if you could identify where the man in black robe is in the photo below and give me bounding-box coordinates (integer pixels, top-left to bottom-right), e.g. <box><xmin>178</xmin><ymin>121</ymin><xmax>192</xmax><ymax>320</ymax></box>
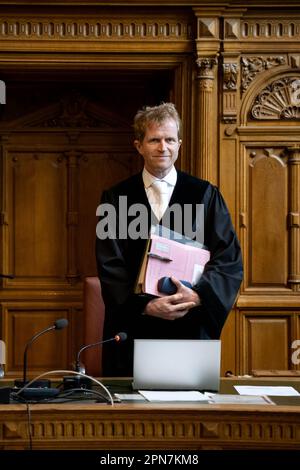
<box><xmin>96</xmin><ymin>103</ymin><xmax>243</xmax><ymax>376</ymax></box>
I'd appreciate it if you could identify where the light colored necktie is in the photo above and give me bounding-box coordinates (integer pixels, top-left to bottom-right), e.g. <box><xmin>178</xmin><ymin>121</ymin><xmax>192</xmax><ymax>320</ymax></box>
<box><xmin>151</xmin><ymin>180</ymin><xmax>169</xmax><ymax>220</ymax></box>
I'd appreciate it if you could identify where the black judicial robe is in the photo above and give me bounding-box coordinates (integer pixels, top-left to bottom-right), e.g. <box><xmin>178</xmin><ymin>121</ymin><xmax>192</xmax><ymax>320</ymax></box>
<box><xmin>96</xmin><ymin>170</ymin><xmax>243</xmax><ymax>376</ymax></box>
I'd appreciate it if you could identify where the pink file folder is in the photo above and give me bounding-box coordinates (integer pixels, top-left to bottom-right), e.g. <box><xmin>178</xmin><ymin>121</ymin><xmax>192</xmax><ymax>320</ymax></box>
<box><xmin>143</xmin><ymin>234</ymin><xmax>210</xmax><ymax>296</ymax></box>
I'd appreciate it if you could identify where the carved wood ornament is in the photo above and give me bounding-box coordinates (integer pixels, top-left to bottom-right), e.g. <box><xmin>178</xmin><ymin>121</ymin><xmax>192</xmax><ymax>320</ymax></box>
<box><xmin>251</xmin><ymin>77</ymin><xmax>300</xmax><ymax>119</ymax></box>
<box><xmin>241</xmin><ymin>56</ymin><xmax>286</xmax><ymax>92</ymax></box>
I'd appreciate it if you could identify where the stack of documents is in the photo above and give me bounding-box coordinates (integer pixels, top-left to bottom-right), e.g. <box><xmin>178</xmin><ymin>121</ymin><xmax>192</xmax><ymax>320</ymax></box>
<box><xmin>135</xmin><ymin>230</ymin><xmax>210</xmax><ymax>296</ymax></box>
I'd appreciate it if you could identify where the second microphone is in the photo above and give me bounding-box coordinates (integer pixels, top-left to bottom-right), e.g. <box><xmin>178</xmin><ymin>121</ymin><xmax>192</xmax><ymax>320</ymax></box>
<box><xmin>75</xmin><ymin>332</ymin><xmax>127</xmax><ymax>374</ymax></box>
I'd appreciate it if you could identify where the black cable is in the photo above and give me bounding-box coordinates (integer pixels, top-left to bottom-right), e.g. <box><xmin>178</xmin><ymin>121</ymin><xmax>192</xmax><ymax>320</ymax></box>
<box><xmin>51</xmin><ymin>387</ymin><xmax>109</xmax><ymax>403</ymax></box>
<box><xmin>26</xmin><ymin>402</ymin><xmax>33</xmax><ymax>450</ymax></box>
<box><xmin>11</xmin><ymin>387</ymin><xmax>110</xmax><ymax>404</ymax></box>
<box><xmin>14</xmin><ymin>369</ymin><xmax>114</xmax><ymax>405</ymax></box>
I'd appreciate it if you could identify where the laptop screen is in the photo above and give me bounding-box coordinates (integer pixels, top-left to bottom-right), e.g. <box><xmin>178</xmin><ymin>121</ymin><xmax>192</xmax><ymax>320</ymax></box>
<box><xmin>133</xmin><ymin>339</ymin><xmax>221</xmax><ymax>391</ymax></box>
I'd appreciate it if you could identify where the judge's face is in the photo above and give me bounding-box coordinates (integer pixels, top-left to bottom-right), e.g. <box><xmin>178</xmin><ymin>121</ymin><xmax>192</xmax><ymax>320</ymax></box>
<box><xmin>134</xmin><ymin>118</ymin><xmax>181</xmax><ymax>179</ymax></box>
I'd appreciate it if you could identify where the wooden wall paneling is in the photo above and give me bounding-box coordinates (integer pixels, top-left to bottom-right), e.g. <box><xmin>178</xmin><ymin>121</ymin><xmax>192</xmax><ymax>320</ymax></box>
<box><xmin>238</xmin><ymin>76</ymin><xmax>300</xmax><ymax>296</ymax></box>
<box><xmin>219</xmin><ymin>138</ymin><xmax>238</xmax><ymax>227</ymax></box>
<box><xmin>0</xmin><ymin>7</ymin><xmax>195</xmax><ymax>55</ymax></box>
<box><xmin>194</xmin><ymin>56</ymin><xmax>218</xmax><ymax>182</ymax></box>
<box><xmin>172</xmin><ymin>57</ymin><xmax>194</xmax><ymax>175</ymax></box>
<box><xmin>236</xmin><ymin>78</ymin><xmax>300</xmax><ymax>371</ymax></box>
<box><xmin>286</xmin><ymin>145</ymin><xmax>300</xmax><ymax>292</ymax></box>
<box><xmin>78</xmin><ymin>147</ymin><xmax>137</xmax><ymax>278</ymax></box>
<box><xmin>65</xmin><ymin>149</ymin><xmax>81</xmax><ymax>285</ymax></box>
<box><xmin>294</xmin><ymin>312</ymin><xmax>300</xmax><ymax>370</ymax></box>
<box><xmin>6</xmin><ymin>150</ymin><xmax>68</xmax><ymax>286</ymax></box>
<box><xmin>218</xmin><ymin>137</ymin><xmax>239</xmax><ymax>374</ymax></box>
<box><xmin>0</xmin><ymin>140</ymin><xmax>9</xmax><ymax>284</ymax></box>
<box><xmin>1</xmin><ymin>302</ymin><xmax>81</xmax><ymax>377</ymax></box>
<box><xmin>0</xmin><ymin>61</ymin><xmax>189</xmax><ymax>375</ymax></box>
<box><xmin>247</xmin><ymin>145</ymin><xmax>288</xmax><ymax>289</ymax></box>
<box><xmin>0</xmin><ymin>60</ymin><xmax>193</xmax><ymax>376</ymax></box>
<box><xmin>220</xmin><ymin>309</ymin><xmax>237</xmax><ymax>376</ymax></box>
<box><xmin>193</xmin><ymin>9</ymin><xmax>221</xmax><ymax>183</ymax></box>
<box><xmin>223</xmin><ymin>4</ymin><xmax>300</xmax><ymax>374</ymax></box>
<box><xmin>240</xmin><ymin>311</ymin><xmax>292</xmax><ymax>374</ymax></box>
<box><xmin>218</xmin><ymin>18</ymin><xmax>242</xmax><ymax>375</ymax></box>
<box><xmin>0</xmin><ymin>143</ymin><xmax>3</xmax><ymax>280</ymax></box>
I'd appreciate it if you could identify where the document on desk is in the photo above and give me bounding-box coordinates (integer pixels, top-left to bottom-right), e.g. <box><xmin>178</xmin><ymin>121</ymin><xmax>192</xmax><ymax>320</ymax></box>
<box><xmin>204</xmin><ymin>392</ymin><xmax>274</xmax><ymax>404</ymax></box>
<box><xmin>114</xmin><ymin>393</ymin><xmax>147</xmax><ymax>402</ymax></box>
<box><xmin>234</xmin><ymin>385</ymin><xmax>300</xmax><ymax>396</ymax></box>
<box><xmin>138</xmin><ymin>391</ymin><xmax>208</xmax><ymax>402</ymax></box>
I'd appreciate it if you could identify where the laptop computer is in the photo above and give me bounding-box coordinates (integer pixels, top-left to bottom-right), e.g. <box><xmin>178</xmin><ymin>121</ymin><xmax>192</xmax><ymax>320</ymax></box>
<box><xmin>132</xmin><ymin>339</ymin><xmax>221</xmax><ymax>391</ymax></box>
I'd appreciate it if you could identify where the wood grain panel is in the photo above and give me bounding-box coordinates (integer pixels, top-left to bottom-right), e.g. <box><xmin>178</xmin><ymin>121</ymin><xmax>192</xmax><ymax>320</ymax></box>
<box><xmin>0</xmin><ymin>67</ymin><xmax>176</xmax><ymax>374</ymax></box>
<box><xmin>292</xmin><ymin>313</ymin><xmax>300</xmax><ymax>369</ymax></box>
<box><xmin>220</xmin><ymin>310</ymin><xmax>237</xmax><ymax>375</ymax></box>
<box><xmin>8</xmin><ymin>151</ymin><xmax>67</xmax><ymax>279</ymax></box>
<box><xmin>1</xmin><ymin>398</ymin><xmax>300</xmax><ymax>450</ymax></box>
<box><xmin>219</xmin><ymin>137</ymin><xmax>238</xmax><ymax>224</ymax></box>
<box><xmin>241</xmin><ymin>312</ymin><xmax>291</xmax><ymax>374</ymax></box>
<box><xmin>248</xmin><ymin>148</ymin><xmax>288</xmax><ymax>287</ymax></box>
<box><xmin>78</xmin><ymin>148</ymin><xmax>141</xmax><ymax>278</ymax></box>
<box><xmin>4</xmin><ymin>307</ymin><xmax>71</xmax><ymax>377</ymax></box>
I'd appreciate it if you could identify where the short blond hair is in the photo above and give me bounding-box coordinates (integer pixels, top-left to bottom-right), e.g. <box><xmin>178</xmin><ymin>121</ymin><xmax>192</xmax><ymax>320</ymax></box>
<box><xmin>133</xmin><ymin>102</ymin><xmax>182</xmax><ymax>142</ymax></box>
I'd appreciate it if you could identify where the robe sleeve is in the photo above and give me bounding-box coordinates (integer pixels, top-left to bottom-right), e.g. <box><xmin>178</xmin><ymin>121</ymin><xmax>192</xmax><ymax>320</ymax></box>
<box><xmin>192</xmin><ymin>185</ymin><xmax>243</xmax><ymax>338</ymax></box>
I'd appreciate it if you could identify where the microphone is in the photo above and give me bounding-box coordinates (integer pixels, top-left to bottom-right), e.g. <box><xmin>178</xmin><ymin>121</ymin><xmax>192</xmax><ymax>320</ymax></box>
<box><xmin>15</xmin><ymin>318</ymin><xmax>68</xmax><ymax>389</ymax></box>
<box><xmin>62</xmin><ymin>332</ymin><xmax>127</xmax><ymax>392</ymax></box>
<box><xmin>75</xmin><ymin>332</ymin><xmax>127</xmax><ymax>373</ymax></box>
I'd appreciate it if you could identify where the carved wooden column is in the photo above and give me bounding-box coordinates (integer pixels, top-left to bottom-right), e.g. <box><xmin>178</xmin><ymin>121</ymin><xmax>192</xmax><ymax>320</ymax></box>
<box><xmin>0</xmin><ymin>136</ymin><xmax>9</xmax><ymax>284</ymax></box>
<box><xmin>0</xmin><ymin>140</ymin><xmax>4</xmax><ymax>281</ymax></box>
<box><xmin>65</xmin><ymin>149</ymin><xmax>81</xmax><ymax>285</ymax></box>
<box><xmin>287</xmin><ymin>145</ymin><xmax>300</xmax><ymax>291</ymax></box>
<box><xmin>195</xmin><ymin>56</ymin><xmax>218</xmax><ymax>180</ymax></box>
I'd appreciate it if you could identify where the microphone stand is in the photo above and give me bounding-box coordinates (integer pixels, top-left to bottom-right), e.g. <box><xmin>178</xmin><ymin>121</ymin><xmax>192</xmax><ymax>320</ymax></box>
<box><xmin>22</xmin><ymin>325</ymin><xmax>55</xmax><ymax>387</ymax></box>
<box><xmin>14</xmin><ymin>318</ymin><xmax>68</xmax><ymax>395</ymax></box>
<box><xmin>64</xmin><ymin>333</ymin><xmax>127</xmax><ymax>391</ymax></box>
<box><xmin>64</xmin><ymin>339</ymin><xmax>113</xmax><ymax>391</ymax></box>
<box><xmin>75</xmin><ymin>337</ymin><xmax>119</xmax><ymax>373</ymax></box>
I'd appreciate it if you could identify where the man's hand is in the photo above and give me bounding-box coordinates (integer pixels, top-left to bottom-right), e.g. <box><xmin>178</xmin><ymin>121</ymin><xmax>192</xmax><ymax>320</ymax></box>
<box><xmin>143</xmin><ymin>277</ymin><xmax>201</xmax><ymax>320</ymax></box>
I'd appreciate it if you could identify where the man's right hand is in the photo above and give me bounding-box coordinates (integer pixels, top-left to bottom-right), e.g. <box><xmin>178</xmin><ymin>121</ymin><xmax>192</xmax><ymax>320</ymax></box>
<box><xmin>143</xmin><ymin>291</ymin><xmax>197</xmax><ymax>321</ymax></box>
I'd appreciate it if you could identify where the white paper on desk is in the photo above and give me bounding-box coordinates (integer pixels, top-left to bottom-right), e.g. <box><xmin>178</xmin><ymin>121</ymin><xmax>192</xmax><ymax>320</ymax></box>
<box><xmin>204</xmin><ymin>392</ymin><xmax>274</xmax><ymax>404</ymax></box>
<box><xmin>114</xmin><ymin>393</ymin><xmax>146</xmax><ymax>401</ymax></box>
<box><xmin>138</xmin><ymin>390</ymin><xmax>207</xmax><ymax>402</ymax></box>
<box><xmin>234</xmin><ymin>386</ymin><xmax>300</xmax><ymax>396</ymax></box>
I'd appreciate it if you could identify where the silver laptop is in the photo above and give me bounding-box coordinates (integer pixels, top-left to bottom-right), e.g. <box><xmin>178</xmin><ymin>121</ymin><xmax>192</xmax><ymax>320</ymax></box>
<box><xmin>133</xmin><ymin>339</ymin><xmax>221</xmax><ymax>391</ymax></box>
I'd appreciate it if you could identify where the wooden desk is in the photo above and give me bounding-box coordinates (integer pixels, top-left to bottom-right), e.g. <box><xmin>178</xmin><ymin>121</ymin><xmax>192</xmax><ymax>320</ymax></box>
<box><xmin>0</xmin><ymin>378</ymin><xmax>300</xmax><ymax>450</ymax></box>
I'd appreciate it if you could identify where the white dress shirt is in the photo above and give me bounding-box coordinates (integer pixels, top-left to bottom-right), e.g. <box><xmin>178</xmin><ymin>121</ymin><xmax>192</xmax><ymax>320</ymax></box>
<box><xmin>142</xmin><ymin>166</ymin><xmax>177</xmax><ymax>220</ymax></box>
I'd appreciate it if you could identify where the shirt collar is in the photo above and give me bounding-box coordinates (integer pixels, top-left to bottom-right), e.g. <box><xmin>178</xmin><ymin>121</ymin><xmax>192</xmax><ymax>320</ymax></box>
<box><xmin>142</xmin><ymin>166</ymin><xmax>177</xmax><ymax>189</ymax></box>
